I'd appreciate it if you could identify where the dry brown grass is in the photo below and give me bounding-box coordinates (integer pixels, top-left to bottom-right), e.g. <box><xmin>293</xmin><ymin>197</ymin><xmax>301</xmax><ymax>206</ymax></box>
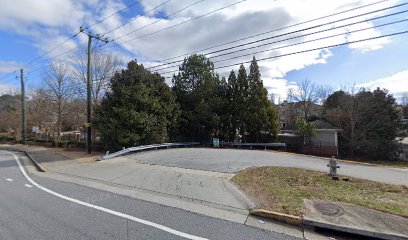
<box><xmin>232</xmin><ymin>167</ymin><xmax>408</xmax><ymax>217</ymax></box>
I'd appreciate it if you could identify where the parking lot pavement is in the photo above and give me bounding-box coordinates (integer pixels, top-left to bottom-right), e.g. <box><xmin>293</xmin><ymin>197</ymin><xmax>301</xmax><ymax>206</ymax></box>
<box><xmin>127</xmin><ymin>148</ymin><xmax>408</xmax><ymax>185</ymax></box>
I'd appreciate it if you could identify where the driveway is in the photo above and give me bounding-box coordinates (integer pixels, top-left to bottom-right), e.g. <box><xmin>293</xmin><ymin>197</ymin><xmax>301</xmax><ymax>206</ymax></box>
<box><xmin>125</xmin><ymin>148</ymin><xmax>408</xmax><ymax>185</ymax></box>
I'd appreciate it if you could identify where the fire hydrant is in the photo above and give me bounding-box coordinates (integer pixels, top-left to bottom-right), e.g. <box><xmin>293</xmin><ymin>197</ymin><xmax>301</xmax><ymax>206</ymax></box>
<box><xmin>327</xmin><ymin>156</ymin><xmax>340</xmax><ymax>177</ymax></box>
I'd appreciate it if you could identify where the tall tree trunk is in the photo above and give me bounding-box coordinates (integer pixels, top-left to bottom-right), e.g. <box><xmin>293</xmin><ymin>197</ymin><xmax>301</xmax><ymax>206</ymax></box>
<box><xmin>57</xmin><ymin>100</ymin><xmax>62</xmax><ymax>142</ymax></box>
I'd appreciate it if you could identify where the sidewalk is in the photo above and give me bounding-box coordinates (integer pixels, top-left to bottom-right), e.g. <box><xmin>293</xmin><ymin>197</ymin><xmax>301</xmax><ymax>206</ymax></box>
<box><xmin>0</xmin><ymin>144</ymin><xmax>255</xmax><ymax>223</ymax></box>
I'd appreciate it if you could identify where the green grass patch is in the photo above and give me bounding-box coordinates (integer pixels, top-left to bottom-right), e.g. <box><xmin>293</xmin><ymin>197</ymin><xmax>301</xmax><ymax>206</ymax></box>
<box><xmin>232</xmin><ymin>167</ymin><xmax>408</xmax><ymax>217</ymax></box>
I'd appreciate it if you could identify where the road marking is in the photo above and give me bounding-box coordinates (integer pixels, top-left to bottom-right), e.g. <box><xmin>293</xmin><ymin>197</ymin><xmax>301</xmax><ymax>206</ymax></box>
<box><xmin>24</xmin><ymin>184</ymin><xmax>33</xmax><ymax>188</ymax></box>
<box><xmin>5</xmin><ymin>178</ymin><xmax>13</xmax><ymax>182</ymax></box>
<box><xmin>3</xmin><ymin>151</ymin><xmax>208</xmax><ymax>240</ymax></box>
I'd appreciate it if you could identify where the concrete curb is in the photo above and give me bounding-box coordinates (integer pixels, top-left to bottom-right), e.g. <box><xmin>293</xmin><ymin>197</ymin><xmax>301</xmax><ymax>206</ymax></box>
<box><xmin>223</xmin><ymin>179</ymin><xmax>256</xmax><ymax>210</ymax></box>
<box><xmin>249</xmin><ymin>209</ymin><xmax>302</xmax><ymax>226</ymax></box>
<box><xmin>24</xmin><ymin>150</ymin><xmax>46</xmax><ymax>172</ymax></box>
<box><xmin>0</xmin><ymin>146</ymin><xmax>46</xmax><ymax>172</ymax></box>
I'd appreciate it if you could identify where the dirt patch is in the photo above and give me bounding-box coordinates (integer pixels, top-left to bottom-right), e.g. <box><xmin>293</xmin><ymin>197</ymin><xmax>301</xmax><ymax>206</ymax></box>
<box><xmin>47</xmin><ymin>148</ymin><xmax>101</xmax><ymax>163</ymax></box>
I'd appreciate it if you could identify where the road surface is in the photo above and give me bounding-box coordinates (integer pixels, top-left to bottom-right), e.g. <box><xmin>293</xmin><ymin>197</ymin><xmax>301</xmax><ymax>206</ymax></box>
<box><xmin>0</xmin><ymin>150</ymin><xmax>297</xmax><ymax>240</ymax></box>
<box><xmin>127</xmin><ymin>148</ymin><xmax>408</xmax><ymax>185</ymax></box>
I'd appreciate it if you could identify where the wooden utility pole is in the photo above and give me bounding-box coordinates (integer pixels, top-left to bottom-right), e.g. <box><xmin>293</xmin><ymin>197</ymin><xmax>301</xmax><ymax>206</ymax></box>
<box><xmin>20</xmin><ymin>69</ymin><xmax>27</xmax><ymax>145</ymax></box>
<box><xmin>79</xmin><ymin>26</ymin><xmax>109</xmax><ymax>154</ymax></box>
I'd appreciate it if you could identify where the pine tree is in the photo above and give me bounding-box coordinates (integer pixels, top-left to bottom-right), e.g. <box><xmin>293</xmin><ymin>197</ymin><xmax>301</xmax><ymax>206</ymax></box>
<box><xmin>226</xmin><ymin>70</ymin><xmax>239</xmax><ymax>141</ymax></box>
<box><xmin>237</xmin><ymin>64</ymin><xmax>249</xmax><ymax>141</ymax></box>
<box><xmin>246</xmin><ymin>57</ymin><xmax>279</xmax><ymax>142</ymax></box>
<box><xmin>172</xmin><ymin>54</ymin><xmax>223</xmax><ymax>142</ymax></box>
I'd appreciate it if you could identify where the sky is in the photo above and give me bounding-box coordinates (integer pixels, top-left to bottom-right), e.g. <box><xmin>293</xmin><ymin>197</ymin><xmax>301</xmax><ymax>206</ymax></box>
<box><xmin>0</xmin><ymin>0</ymin><xmax>407</xmax><ymax>102</ymax></box>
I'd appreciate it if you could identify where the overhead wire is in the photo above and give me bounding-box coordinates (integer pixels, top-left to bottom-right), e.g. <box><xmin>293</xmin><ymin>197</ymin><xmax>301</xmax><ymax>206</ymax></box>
<box><xmin>83</xmin><ymin>0</ymin><xmax>143</xmax><ymax>30</ymax></box>
<box><xmin>151</xmin><ymin>9</ymin><xmax>408</xmax><ymax>72</ymax></box>
<box><xmin>115</xmin><ymin>0</ymin><xmax>248</xmax><ymax>45</ymax></box>
<box><xmin>157</xmin><ymin>29</ymin><xmax>408</xmax><ymax>76</ymax></box>
<box><xmin>18</xmin><ymin>1</ymin><xmax>143</xmax><ymax>72</ymax></box>
<box><xmin>145</xmin><ymin>0</ymin><xmax>391</xmax><ymax>63</ymax></box>
<box><xmin>23</xmin><ymin>0</ymin><xmax>174</xmax><ymax>71</ymax></box>
<box><xmin>102</xmin><ymin>0</ymin><xmax>172</xmax><ymax>35</ymax></box>
<box><xmin>106</xmin><ymin>0</ymin><xmax>207</xmax><ymax>43</ymax></box>
<box><xmin>148</xmin><ymin>2</ymin><xmax>408</xmax><ymax>70</ymax></box>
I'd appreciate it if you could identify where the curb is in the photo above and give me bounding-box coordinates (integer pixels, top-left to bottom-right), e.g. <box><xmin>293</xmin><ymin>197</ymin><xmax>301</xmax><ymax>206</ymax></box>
<box><xmin>24</xmin><ymin>150</ymin><xmax>46</xmax><ymax>172</ymax></box>
<box><xmin>267</xmin><ymin>149</ymin><xmax>407</xmax><ymax>169</ymax></box>
<box><xmin>249</xmin><ymin>208</ymin><xmax>302</xmax><ymax>226</ymax></box>
<box><xmin>0</xmin><ymin>146</ymin><xmax>47</xmax><ymax>172</ymax></box>
<box><xmin>223</xmin><ymin>179</ymin><xmax>256</xmax><ymax>210</ymax></box>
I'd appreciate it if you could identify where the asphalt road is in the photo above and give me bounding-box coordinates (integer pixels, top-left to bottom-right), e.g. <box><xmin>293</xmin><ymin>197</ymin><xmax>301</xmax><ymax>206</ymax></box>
<box><xmin>0</xmin><ymin>150</ymin><xmax>298</xmax><ymax>240</ymax></box>
<box><xmin>128</xmin><ymin>148</ymin><xmax>408</xmax><ymax>185</ymax></box>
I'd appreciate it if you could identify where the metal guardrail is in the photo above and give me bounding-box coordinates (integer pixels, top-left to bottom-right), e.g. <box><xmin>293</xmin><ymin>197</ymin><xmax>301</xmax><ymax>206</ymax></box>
<box><xmin>100</xmin><ymin>142</ymin><xmax>200</xmax><ymax>160</ymax></box>
<box><xmin>220</xmin><ymin>142</ymin><xmax>286</xmax><ymax>148</ymax></box>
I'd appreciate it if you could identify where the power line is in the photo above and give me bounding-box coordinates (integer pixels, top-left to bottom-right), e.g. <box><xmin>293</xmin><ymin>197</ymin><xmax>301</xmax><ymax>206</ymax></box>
<box><xmin>18</xmin><ymin>1</ymin><xmax>142</xmax><ymax>72</ymax></box>
<box><xmin>210</xmin><ymin>19</ymin><xmax>408</xmax><ymax>65</ymax></box>
<box><xmin>148</xmin><ymin>2</ymin><xmax>408</xmax><ymax>70</ymax></box>
<box><xmin>83</xmin><ymin>0</ymin><xmax>143</xmax><ymax>30</ymax></box>
<box><xmin>24</xmin><ymin>50</ymin><xmax>87</xmax><ymax>78</ymax></box>
<box><xmin>149</xmin><ymin>0</ymin><xmax>392</xmax><ymax>63</ymax></box>
<box><xmin>104</xmin><ymin>0</ymin><xmax>208</xmax><ymax>44</ymax></box>
<box><xmin>117</xmin><ymin>0</ymin><xmax>248</xmax><ymax>44</ymax></box>
<box><xmin>158</xmin><ymin>29</ymin><xmax>408</xmax><ymax>76</ymax></box>
<box><xmin>22</xmin><ymin>0</ymin><xmax>173</xmax><ymax>69</ymax></box>
<box><xmin>24</xmin><ymin>33</ymin><xmax>80</xmax><ymax>68</ymax></box>
<box><xmin>152</xmin><ymin>9</ymin><xmax>408</xmax><ymax>72</ymax></box>
<box><xmin>102</xmin><ymin>0</ymin><xmax>172</xmax><ymax>36</ymax></box>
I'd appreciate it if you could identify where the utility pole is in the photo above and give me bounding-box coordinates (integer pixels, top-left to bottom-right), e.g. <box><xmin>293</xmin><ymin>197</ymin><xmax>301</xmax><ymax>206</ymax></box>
<box><xmin>79</xmin><ymin>26</ymin><xmax>110</xmax><ymax>154</ymax></box>
<box><xmin>20</xmin><ymin>69</ymin><xmax>27</xmax><ymax>145</ymax></box>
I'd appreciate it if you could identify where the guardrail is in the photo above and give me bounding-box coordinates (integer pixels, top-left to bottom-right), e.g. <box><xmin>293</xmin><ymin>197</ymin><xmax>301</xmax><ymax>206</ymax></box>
<box><xmin>100</xmin><ymin>142</ymin><xmax>200</xmax><ymax>160</ymax></box>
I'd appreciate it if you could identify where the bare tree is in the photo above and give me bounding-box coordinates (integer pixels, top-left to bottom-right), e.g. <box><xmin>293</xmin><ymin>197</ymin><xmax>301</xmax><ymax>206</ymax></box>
<box><xmin>288</xmin><ymin>79</ymin><xmax>329</xmax><ymax>120</ymax></box>
<box><xmin>71</xmin><ymin>49</ymin><xmax>122</xmax><ymax>110</ymax></box>
<box><xmin>43</xmin><ymin>62</ymin><xmax>73</xmax><ymax>141</ymax></box>
<box><xmin>27</xmin><ymin>89</ymin><xmax>53</xmax><ymax>132</ymax></box>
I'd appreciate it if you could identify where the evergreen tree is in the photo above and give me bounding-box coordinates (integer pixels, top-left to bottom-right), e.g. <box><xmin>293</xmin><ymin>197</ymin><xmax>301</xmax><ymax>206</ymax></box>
<box><xmin>236</xmin><ymin>64</ymin><xmax>249</xmax><ymax>141</ymax></box>
<box><xmin>245</xmin><ymin>57</ymin><xmax>279</xmax><ymax>142</ymax></box>
<box><xmin>225</xmin><ymin>70</ymin><xmax>239</xmax><ymax>141</ymax></box>
<box><xmin>94</xmin><ymin>60</ymin><xmax>179</xmax><ymax>151</ymax></box>
<box><xmin>172</xmin><ymin>54</ymin><xmax>223</xmax><ymax>142</ymax></box>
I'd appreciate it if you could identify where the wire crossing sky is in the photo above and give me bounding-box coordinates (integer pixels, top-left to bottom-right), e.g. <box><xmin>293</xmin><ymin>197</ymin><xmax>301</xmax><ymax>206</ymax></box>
<box><xmin>0</xmin><ymin>0</ymin><xmax>407</xmax><ymax>101</ymax></box>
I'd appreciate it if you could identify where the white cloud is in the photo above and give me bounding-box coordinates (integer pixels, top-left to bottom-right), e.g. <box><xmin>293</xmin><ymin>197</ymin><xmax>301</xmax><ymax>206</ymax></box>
<box><xmin>0</xmin><ymin>61</ymin><xmax>24</xmax><ymax>74</ymax></box>
<box><xmin>0</xmin><ymin>0</ymin><xmax>400</xmax><ymax>91</ymax></box>
<box><xmin>0</xmin><ymin>0</ymin><xmax>86</xmax><ymax>30</ymax></box>
<box><xmin>357</xmin><ymin>70</ymin><xmax>408</xmax><ymax>101</ymax></box>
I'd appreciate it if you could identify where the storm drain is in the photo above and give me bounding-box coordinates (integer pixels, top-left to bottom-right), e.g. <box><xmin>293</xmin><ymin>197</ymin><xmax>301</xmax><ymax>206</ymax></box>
<box><xmin>313</xmin><ymin>201</ymin><xmax>345</xmax><ymax>217</ymax></box>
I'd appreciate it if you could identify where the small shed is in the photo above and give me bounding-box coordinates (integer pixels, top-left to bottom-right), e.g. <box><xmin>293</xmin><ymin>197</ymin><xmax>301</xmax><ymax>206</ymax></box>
<box><xmin>309</xmin><ymin>120</ymin><xmax>342</xmax><ymax>155</ymax></box>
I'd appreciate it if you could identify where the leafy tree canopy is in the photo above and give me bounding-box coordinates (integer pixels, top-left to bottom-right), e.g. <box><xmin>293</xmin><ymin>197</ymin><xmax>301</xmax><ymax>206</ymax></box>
<box><xmin>94</xmin><ymin>60</ymin><xmax>179</xmax><ymax>151</ymax></box>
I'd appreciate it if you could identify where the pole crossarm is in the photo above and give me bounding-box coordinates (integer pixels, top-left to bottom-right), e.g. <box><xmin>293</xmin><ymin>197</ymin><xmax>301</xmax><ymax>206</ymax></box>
<box><xmin>79</xmin><ymin>27</ymin><xmax>111</xmax><ymax>154</ymax></box>
<box><xmin>79</xmin><ymin>26</ymin><xmax>111</xmax><ymax>43</ymax></box>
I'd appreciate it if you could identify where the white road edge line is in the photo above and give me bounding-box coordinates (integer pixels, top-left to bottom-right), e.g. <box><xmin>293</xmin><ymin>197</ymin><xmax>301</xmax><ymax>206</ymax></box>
<box><xmin>4</xmin><ymin>151</ymin><xmax>208</xmax><ymax>240</ymax></box>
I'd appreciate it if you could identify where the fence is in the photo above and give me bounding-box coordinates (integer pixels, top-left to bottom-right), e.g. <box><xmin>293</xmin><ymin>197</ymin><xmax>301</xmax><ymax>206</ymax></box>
<box><xmin>220</xmin><ymin>142</ymin><xmax>286</xmax><ymax>150</ymax></box>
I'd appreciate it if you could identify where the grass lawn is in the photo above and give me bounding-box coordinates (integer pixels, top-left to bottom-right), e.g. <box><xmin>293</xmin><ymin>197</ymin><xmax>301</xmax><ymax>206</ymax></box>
<box><xmin>232</xmin><ymin>167</ymin><xmax>408</xmax><ymax>217</ymax></box>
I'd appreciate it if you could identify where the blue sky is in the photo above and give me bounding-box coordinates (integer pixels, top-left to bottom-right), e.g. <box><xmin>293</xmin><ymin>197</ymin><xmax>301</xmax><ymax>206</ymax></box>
<box><xmin>0</xmin><ymin>0</ymin><xmax>407</xmax><ymax>102</ymax></box>
<box><xmin>286</xmin><ymin>28</ymin><xmax>408</xmax><ymax>90</ymax></box>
